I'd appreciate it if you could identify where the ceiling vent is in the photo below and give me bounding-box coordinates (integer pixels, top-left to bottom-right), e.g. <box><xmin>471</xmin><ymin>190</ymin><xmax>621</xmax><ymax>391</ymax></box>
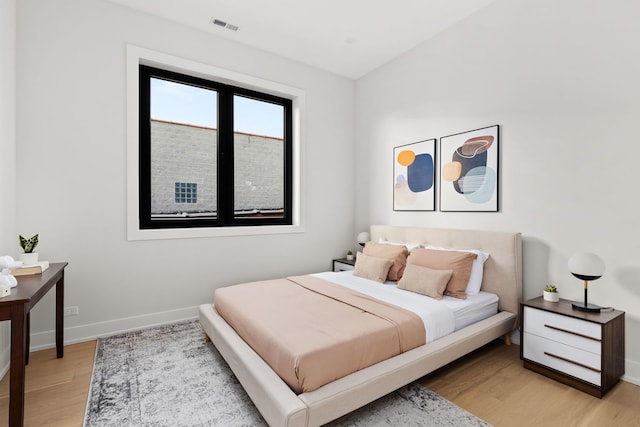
<box><xmin>210</xmin><ymin>18</ymin><xmax>239</xmax><ymax>31</ymax></box>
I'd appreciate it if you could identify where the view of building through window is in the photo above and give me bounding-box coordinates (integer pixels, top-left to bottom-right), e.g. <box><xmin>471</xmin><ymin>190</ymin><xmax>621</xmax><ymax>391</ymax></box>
<box><xmin>148</xmin><ymin>76</ymin><xmax>287</xmax><ymax>222</ymax></box>
<box><xmin>233</xmin><ymin>95</ymin><xmax>285</xmax><ymax>218</ymax></box>
<box><xmin>150</xmin><ymin>78</ymin><xmax>218</xmax><ymax>218</ymax></box>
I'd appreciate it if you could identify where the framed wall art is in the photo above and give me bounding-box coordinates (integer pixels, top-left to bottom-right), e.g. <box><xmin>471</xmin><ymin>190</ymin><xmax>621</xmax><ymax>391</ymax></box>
<box><xmin>439</xmin><ymin>125</ymin><xmax>499</xmax><ymax>212</ymax></box>
<box><xmin>393</xmin><ymin>139</ymin><xmax>436</xmax><ymax>211</ymax></box>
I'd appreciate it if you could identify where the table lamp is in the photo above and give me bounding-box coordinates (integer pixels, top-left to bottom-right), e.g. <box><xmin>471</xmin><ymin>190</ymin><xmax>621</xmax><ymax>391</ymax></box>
<box><xmin>568</xmin><ymin>252</ymin><xmax>605</xmax><ymax>312</ymax></box>
<box><xmin>357</xmin><ymin>231</ymin><xmax>370</xmax><ymax>247</ymax></box>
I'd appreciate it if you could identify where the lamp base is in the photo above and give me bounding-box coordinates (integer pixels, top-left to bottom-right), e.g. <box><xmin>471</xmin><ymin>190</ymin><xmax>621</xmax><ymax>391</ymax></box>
<box><xmin>572</xmin><ymin>302</ymin><xmax>601</xmax><ymax>313</ymax></box>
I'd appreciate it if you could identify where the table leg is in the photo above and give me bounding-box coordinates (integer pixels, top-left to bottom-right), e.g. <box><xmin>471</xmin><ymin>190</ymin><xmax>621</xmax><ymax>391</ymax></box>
<box><xmin>56</xmin><ymin>274</ymin><xmax>64</xmax><ymax>358</ymax></box>
<box><xmin>9</xmin><ymin>304</ymin><xmax>27</xmax><ymax>427</ymax></box>
<box><xmin>25</xmin><ymin>313</ymin><xmax>30</xmax><ymax>365</ymax></box>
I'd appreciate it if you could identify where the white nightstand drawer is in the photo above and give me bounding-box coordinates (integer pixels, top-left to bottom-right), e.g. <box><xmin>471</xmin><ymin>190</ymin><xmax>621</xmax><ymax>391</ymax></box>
<box><xmin>333</xmin><ymin>261</ymin><xmax>354</xmax><ymax>272</ymax></box>
<box><xmin>524</xmin><ymin>333</ymin><xmax>602</xmax><ymax>386</ymax></box>
<box><xmin>524</xmin><ymin>306</ymin><xmax>601</xmax><ymax>354</ymax></box>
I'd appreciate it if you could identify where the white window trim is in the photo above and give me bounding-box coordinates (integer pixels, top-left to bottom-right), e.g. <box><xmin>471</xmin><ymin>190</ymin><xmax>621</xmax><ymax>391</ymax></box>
<box><xmin>126</xmin><ymin>45</ymin><xmax>305</xmax><ymax>240</ymax></box>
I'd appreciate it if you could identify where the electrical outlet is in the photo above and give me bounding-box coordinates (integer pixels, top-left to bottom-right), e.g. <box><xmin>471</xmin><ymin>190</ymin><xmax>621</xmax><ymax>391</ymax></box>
<box><xmin>64</xmin><ymin>306</ymin><xmax>79</xmax><ymax>317</ymax></box>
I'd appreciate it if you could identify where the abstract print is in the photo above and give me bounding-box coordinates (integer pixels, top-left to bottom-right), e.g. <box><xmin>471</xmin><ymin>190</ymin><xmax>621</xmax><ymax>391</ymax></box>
<box><xmin>393</xmin><ymin>139</ymin><xmax>436</xmax><ymax>211</ymax></box>
<box><xmin>440</xmin><ymin>126</ymin><xmax>499</xmax><ymax>211</ymax></box>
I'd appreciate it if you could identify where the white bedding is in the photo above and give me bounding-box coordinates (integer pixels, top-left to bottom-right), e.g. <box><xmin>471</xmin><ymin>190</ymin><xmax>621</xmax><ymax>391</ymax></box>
<box><xmin>311</xmin><ymin>271</ymin><xmax>498</xmax><ymax>342</ymax></box>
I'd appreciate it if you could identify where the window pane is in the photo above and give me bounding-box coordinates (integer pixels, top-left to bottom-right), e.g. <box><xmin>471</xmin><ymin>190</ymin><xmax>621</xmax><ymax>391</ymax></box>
<box><xmin>150</xmin><ymin>78</ymin><xmax>217</xmax><ymax>218</ymax></box>
<box><xmin>233</xmin><ymin>95</ymin><xmax>285</xmax><ymax>218</ymax></box>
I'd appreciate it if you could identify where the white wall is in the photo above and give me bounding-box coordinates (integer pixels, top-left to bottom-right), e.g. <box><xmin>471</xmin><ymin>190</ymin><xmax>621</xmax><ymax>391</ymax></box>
<box><xmin>15</xmin><ymin>0</ymin><xmax>355</xmax><ymax>346</ymax></box>
<box><xmin>0</xmin><ymin>0</ymin><xmax>17</xmax><ymax>376</ymax></box>
<box><xmin>356</xmin><ymin>0</ymin><xmax>640</xmax><ymax>383</ymax></box>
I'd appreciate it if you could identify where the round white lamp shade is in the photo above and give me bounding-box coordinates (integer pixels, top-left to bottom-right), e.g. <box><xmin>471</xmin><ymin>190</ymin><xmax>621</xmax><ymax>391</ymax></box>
<box><xmin>568</xmin><ymin>252</ymin><xmax>605</xmax><ymax>281</ymax></box>
<box><xmin>357</xmin><ymin>231</ymin><xmax>370</xmax><ymax>246</ymax></box>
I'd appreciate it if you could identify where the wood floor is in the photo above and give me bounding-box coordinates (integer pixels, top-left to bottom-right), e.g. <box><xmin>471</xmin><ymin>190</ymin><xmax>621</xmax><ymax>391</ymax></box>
<box><xmin>0</xmin><ymin>341</ymin><xmax>96</xmax><ymax>427</ymax></box>
<box><xmin>421</xmin><ymin>341</ymin><xmax>640</xmax><ymax>426</ymax></box>
<box><xmin>0</xmin><ymin>339</ymin><xmax>638</xmax><ymax>426</ymax></box>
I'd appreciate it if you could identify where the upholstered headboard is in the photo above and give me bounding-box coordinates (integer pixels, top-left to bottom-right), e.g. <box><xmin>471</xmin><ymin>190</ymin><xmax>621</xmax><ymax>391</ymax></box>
<box><xmin>370</xmin><ymin>225</ymin><xmax>523</xmax><ymax>316</ymax></box>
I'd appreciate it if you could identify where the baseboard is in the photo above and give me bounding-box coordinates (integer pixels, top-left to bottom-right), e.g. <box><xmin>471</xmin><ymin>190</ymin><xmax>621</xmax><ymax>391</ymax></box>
<box><xmin>28</xmin><ymin>305</ymin><xmax>200</xmax><ymax>351</ymax></box>
<box><xmin>622</xmin><ymin>358</ymin><xmax>640</xmax><ymax>386</ymax></box>
<box><xmin>509</xmin><ymin>329</ymin><xmax>521</xmax><ymax>346</ymax></box>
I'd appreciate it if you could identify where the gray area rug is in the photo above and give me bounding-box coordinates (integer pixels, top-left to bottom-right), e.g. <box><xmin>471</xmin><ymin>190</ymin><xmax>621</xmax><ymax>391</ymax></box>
<box><xmin>84</xmin><ymin>320</ymin><xmax>490</xmax><ymax>426</ymax></box>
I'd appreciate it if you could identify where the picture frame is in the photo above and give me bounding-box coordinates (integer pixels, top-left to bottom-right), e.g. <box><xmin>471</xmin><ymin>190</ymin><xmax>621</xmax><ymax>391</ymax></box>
<box><xmin>393</xmin><ymin>139</ymin><xmax>436</xmax><ymax>211</ymax></box>
<box><xmin>439</xmin><ymin>125</ymin><xmax>499</xmax><ymax>212</ymax></box>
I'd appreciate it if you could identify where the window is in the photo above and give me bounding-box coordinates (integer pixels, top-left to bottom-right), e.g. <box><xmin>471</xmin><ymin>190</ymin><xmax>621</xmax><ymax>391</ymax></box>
<box><xmin>139</xmin><ymin>65</ymin><xmax>293</xmax><ymax>229</ymax></box>
<box><xmin>175</xmin><ymin>182</ymin><xmax>197</xmax><ymax>204</ymax></box>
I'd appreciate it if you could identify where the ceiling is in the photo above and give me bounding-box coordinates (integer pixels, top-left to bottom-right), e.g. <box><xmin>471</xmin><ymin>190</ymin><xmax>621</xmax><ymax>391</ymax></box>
<box><xmin>107</xmin><ymin>0</ymin><xmax>498</xmax><ymax>79</ymax></box>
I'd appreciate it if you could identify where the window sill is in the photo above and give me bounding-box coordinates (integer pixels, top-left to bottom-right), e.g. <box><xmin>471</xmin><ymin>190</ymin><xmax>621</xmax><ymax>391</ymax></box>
<box><xmin>127</xmin><ymin>223</ymin><xmax>305</xmax><ymax>241</ymax></box>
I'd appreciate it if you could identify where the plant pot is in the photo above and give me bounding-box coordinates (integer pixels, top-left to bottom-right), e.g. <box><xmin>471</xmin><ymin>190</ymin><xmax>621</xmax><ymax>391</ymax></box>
<box><xmin>346</xmin><ymin>254</ymin><xmax>354</xmax><ymax>261</ymax></box>
<box><xmin>19</xmin><ymin>252</ymin><xmax>38</xmax><ymax>265</ymax></box>
<box><xmin>543</xmin><ymin>290</ymin><xmax>559</xmax><ymax>302</ymax></box>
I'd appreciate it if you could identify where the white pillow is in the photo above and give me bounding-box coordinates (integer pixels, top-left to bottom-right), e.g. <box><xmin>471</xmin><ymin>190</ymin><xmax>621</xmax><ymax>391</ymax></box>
<box><xmin>426</xmin><ymin>245</ymin><xmax>490</xmax><ymax>295</ymax></box>
<box><xmin>378</xmin><ymin>238</ymin><xmax>421</xmax><ymax>252</ymax></box>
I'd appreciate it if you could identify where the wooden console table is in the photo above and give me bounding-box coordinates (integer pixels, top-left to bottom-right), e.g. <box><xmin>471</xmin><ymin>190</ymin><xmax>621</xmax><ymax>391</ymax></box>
<box><xmin>0</xmin><ymin>262</ymin><xmax>67</xmax><ymax>427</ymax></box>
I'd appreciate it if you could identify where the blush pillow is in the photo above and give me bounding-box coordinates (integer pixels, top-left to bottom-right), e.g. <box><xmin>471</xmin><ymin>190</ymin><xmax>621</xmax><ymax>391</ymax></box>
<box><xmin>353</xmin><ymin>252</ymin><xmax>394</xmax><ymax>283</ymax></box>
<box><xmin>407</xmin><ymin>248</ymin><xmax>477</xmax><ymax>299</ymax></box>
<box><xmin>426</xmin><ymin>246</ymin><xmax>490</xmax><ymax>295</ymax></box>
<box><xmin>363</xmin><ymin>241</ymin><xmax>409</xmax><ymax>281</ymax></box>
<box><xmin>397</xmin><ymin>264</ymin><xmax>453</xmax><ymax>300</ymax></box>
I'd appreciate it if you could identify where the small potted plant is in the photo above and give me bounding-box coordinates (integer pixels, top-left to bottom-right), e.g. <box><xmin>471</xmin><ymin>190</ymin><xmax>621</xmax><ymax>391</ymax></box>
<box><xmin>18</xmin><ymin>233</ymin><xmax>39</xmax><ymax>265</ymax></box>
<box><xmin>543</xmin><ymin>284</ymin><xmax>559</xmax><ymax>302</ymax></box>
<box><xmin>346</xmin><ymin>250</ymin><xmax>354</xmax><ymax>261</ymax></box>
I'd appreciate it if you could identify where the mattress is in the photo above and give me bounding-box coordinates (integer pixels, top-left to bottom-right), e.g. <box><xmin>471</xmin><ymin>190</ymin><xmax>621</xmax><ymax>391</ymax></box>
<box><xmin>311</xmin><ymin>271</ymin><xmax>499</xmax><ymax>342</ymax></box>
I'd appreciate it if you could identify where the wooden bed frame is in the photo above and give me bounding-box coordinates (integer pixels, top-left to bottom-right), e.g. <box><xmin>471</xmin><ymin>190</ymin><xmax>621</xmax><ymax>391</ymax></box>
<box><xmin>199</xmin><ymin>226</ymin><xmax>522</xmax><ymax>426</ymax></box>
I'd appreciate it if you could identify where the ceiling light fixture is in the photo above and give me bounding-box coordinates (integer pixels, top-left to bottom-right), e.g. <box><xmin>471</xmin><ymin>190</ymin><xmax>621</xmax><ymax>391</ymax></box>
<box><xmin>210</xmin><ymin>17</ymin><xmax>239</xmax><ymax>31</ymax></box>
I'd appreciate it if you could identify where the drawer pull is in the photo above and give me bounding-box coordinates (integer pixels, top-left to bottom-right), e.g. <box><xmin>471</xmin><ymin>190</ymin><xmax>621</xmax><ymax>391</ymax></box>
<box><xmin>544</xmin><ymin>324</ymin><xmax>601</xmax><ymax>342</ymax></box>
<box><xmin>544</xmin><ymin>351</ymin><xmax>601</xmax><ymax>373</ymax></box>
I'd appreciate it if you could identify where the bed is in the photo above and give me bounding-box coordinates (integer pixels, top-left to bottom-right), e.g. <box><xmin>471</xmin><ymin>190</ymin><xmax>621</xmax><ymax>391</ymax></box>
<box><xmin>199</xmin><ymin>225</ymin><xmax>522</xmax><ymax>426</ymax></box>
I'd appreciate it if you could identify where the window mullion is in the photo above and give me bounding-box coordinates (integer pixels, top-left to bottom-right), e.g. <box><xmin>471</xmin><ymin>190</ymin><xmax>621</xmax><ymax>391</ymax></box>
<box><xmin>217</xmin><ymin>88</ymin><xmax>234</xmax><ymax>223</ymax></box>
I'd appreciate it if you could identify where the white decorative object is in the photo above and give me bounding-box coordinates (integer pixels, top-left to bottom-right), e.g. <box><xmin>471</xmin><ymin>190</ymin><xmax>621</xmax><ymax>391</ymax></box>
<box><xmin>346</xmin><ymin>252</ymin><xmax>354</xmax><ymax>261</ymax></box>
<box><xmin>543</xmin><ymin>290</ymin><xmax>559</xmax><ymax>302</ymax></box>
<box><xmin>0</xmin><ymin>268</ymin><xmax>18</xmax><ymax>288</ymax></box>
<box><xmin>0</xmin><ymin>255</ymin><xmax>23</xmax><ymax>269</ymax></box>
<box><xmin>0</xmin><ymin>284</ymin><xmax>10</xmax><ymax>298</ymax></box>
<box><xmin>18</xmin><ymin>233</ymin><xmax>40</xmax><ymax>265</ymax></box>
<box><xmin>543</xmin><ymin>285</ymin><xmax>559</xmax><ymax>302</ymax></box>
<box><xmin>0</xmin><ymin>256</ymin><xmax>22</xmax><ymax>288</ymax></box>
<box><xmin>19</xmin><ymin>252</ymin><xmax>39</xmax><ymax>264</ymax></box>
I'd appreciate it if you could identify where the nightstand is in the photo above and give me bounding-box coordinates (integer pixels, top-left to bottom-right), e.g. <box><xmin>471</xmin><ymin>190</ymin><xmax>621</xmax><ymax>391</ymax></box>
<box><xmin>333</xmin><ymin>258</ymin><xmax>355</xmax><ymax>272</ymax></box>
<box><xmin>520</xmin><ymin>296</ymin><xmax>625</xmax><ymax>398</ymax></box>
